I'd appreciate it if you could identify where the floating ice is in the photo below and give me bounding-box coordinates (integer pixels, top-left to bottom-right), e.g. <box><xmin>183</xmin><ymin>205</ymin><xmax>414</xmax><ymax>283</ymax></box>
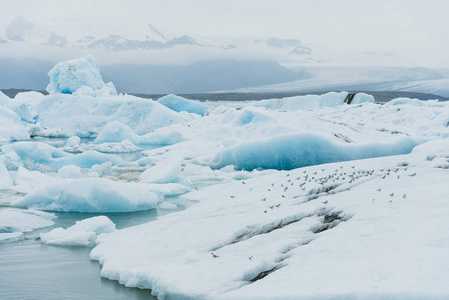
<box><xmin>66</xmin><ymin>136</ymin><xmax>81</xmax><ymax>147</ymax></box>
<box><xmin>242</xmin><ymin>91</ymin><xmax>374</xmax><ymax>111</ymax></box>
<box><xmin>209</xmin><ymin>132</ymin><xmax>421</xmax><ymax>170</ymax></box>
<box><xmin>157</xmin><ymin>94</ymin><xmax>211</xmax><ymax>116</ymax></box>
<box><xmin>92</xmin><ymin>150</ymin><xmax>449</xmax><ymax>299</ymax></box>
<box><xmin>12</xmin><ymin>178</ymin><xmax>159</xmax><ymax>212</ymax></box>
<box><xmin>0</xmin><ymin>160</ymin><xmax>13</xmax><ymax>188</ymax></box>
<box><xmin>46</xmin><ymin>55</ymin><xmax>117</xmax><ymax>96</ymax></box>
<box><xmin>1</xmin><ymin>141</ymin><xmax>128</xmax><ymax>170</ymax></box>
<box><xmin>0</xmin><ymin>208</ymin><xmax>55</xmax><ymax>241</ymax></box>
<box><xmin>40</xmin><ymin>216</ymin><xmax>115</xmax><ymax>246</ymax></box>
<box><xmin>95</xmin><ymin>121</ymin><xmax>185</xmax><ymax>145</ymax></box>
<box><xmin>57</xmin><ymin>164</ymin><xmax>82</xmax><ymax>178</ymax></box>
<box><xmin>32</xmin><ymin>93</ymin><xmax>187</xmax><ymax>137</ymax></box>
<box><xmin>0</xmin><ymin>106</ymin><xmax>30</xmax><ymax>142</ymax></box>
<box><xmin>158</xmin><ymin>202</ymin><xmax>178</xmax><ymax>210</ymax></box>
<box><xmin>140</xmin><ymin>155</ymin><xmax>184</xmax><ymax>183</ymax></box>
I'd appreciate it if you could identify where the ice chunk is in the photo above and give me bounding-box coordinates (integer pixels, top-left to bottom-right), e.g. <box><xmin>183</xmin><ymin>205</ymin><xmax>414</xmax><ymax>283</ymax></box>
<box><xmin>209</xmin><ymin>133</ymin><xmax>420</xmax><ymax>170</ymax></box>
<box><xmin>57</xmin><ymin>165</ymin><xmax>82</xmax><ymax>178</ymax></box>
<box><xmin>33</xmin><ymin>94</ymin><xmax>187</xmax><ymax>137</ymax></box>
<box><xmin>12</xmin><ymin>178</ymin><xmax>159</xmax><ymax>212</ymax></box>
<box><xmin>0</xmin><ymin>208</ymin><xmax>55</xmax><ymax>241</ymax></box>
<box><xmin>0</xmin><ymin>160</ymin><xmax>13</xmax><ymax>188</ymax></box>
<box><xmin>94</xmin><ymin>121</ymin><xmax>139</xmax><ymax>144</ymax></box>
<box><xmin>67</xmin><ymin>136</ymin><xmax>81</xmax><ymax>147</ymax></box>
<box><xmin>0</xmin><ymin>90</ymin><xmax>9</xmax><ymax>105</ymax></box>
<box><xmin>46</xmin><ymin>55</ymin><xmax>117</xmax><ymax>96</ymax></box>
<box><xmin>95</xmin><ymin>121</ymin><xmax>185</xmax><ymax>145</ymax></box>
<box><xmin>140</xmin><ymin>155</ymin><xmax>184</xmax><ymax>183</ymax></box>
<box><xmin>91</xmin><ymin>162</ymin><xmax>112</xmax><ymax>177</ymax></box>
<box><xmin>351</xmin><ymin>92</ymin><xmax>375</xmax><ymax>104</ymax></box>
<box><xmin>40</xmin><ymin>216</ymin><xmax>115</xmax><ymax>246</ymax></box>
<box><xmin>1</xmin><ymin>142</ymin><xmax>128</xmax><ymax>170</ymax></box>
<box><xmin>157</xmin><ymin>94</ymin><xmax>210</xmax><ymax>116</ymax></box>
<box><xmin>158</xmin><ymin>202</ymin><xmax>178</xmax><ymax>210</ymax></box>
<box><xmin>0</xmin><ymin>106</ymin><xmax>30</xmax><ymax>142</ymax></box>
<box><xmin>247</xmin><ymin>91</ymin><xmax>374</xmax><ymax>111</ymax></box>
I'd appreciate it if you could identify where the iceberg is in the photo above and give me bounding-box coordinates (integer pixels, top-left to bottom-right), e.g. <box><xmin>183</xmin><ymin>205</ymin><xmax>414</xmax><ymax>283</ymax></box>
<box><xmin>94</xmin><ymin>121</ymin><xmax>185</xmax><ymax>145</ymax></box>
<box><xmin>157</xmin><ymin>94</ymin><xmax>211</xmax><ymax>116</ymax></box>
<box><xmin>0</xmin><ymin>106</ymin><xmax>30</xmax><ymax>142</ymax></box>
<box><xmin>0</xmin><ymin>160</ymin><xmax>13</xmax><ymax>188</ymax></box>
<box><xmin>209</xmin><ymin>132</ymin><xmax>420</xmax><ymax>170</ymax></box>
<box><xmin>12</xmin><ymin>177</ymin><xmax>159</xmax><ymax>212</ymax></box>
<box><xmin>1</xmin><ymin>141</ymin><xmax>128</xmax><ymax>170</ymax></box>
<box><xmin>0</xmin><ymin>208</ymin><xmax>55</xmax><ymax>241</ymax></box>
<box><xmin>140</xmin><ymin>155</ymin><xmax>184</xmax><ymax>183</ymax></box>
<box><xmin>40</xmin><ymin>216</ymin><xmax>115</xmax><ymax>246</ymax></box>
<box><xmin>46</xmin><ymin>54</ymin><xmax>117</xmax><ymax>96</ymax></box>
<box><xmin>92</xmin><ymin>145</ymin><xmax>449</xmax><ymax>299</ymax></box>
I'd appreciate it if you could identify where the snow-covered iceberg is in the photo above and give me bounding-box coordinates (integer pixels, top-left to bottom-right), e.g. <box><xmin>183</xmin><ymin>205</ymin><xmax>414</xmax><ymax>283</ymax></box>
<box><xmin>92</xmin><ymin>143</ymin><xmax>449</xmax><ymax>299</ymax></box>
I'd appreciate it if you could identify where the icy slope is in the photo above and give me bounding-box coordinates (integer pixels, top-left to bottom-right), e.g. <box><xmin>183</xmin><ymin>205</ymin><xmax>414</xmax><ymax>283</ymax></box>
<box><xmin>91</xmin><ymin>139</ymin><xmax>449</xmax><ymax>299</ymax></box>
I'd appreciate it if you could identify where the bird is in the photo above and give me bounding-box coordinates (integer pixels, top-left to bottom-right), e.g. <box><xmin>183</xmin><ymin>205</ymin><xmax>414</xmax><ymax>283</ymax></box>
<box><xmin>249</xmin><ymin>256</ymin><xmax>253</xmax><ymax>260</ymax></box>
<box><xmin>322</xmin><ymin>200</ymin><xmax>328</xmax><ymax>204</ymax></box>
<box><xmin>389</xmin><ymin>193</ymin><xmax>394</xmax><ymax>197</ymax></box>
<box><xmin>211</xmin><ymin>253</ymin><xmax>219</xmax><ymax>258</ymax></box>
<box><xmin>403</xmin><ymin>194</ymin><xmax>406</xmax><ymax>198</ymax></box>
<box><xmin>242</xmin><ymin>181</ymin><xmax>246</xmax><ymax>184</ymax></box>
<box><xmin>377</xmin><ymin>188</ymin><xmax>382</xmax><ymax>192</ymax></box>
<box><xmin>409</xmin><ymin>173</ymin><xmax>417</xmax><ymax>177</ymax></box>
<box><xmin>261</xmin><ymin>198</ymin><xmax>266</xmax><ymax>201</ymax></box>
<box><xmin>230</xmin><ymin>196</ymin><xmax>236</xmax><ymax>198</ymax></box>
<box><xmin>397</xmin><ymin>175</ymin><xmax>400</xmax><ymax>179</ymax></box>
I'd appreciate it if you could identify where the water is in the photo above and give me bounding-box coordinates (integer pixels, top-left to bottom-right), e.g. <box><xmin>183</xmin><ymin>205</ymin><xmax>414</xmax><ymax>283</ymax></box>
<box><xmin>0</xmin><ymin>208</ymin><xmax>188</xmax><ymax>300</ymax></box>
<box><xmin>0</xmin><ymin>137</ymin><xmax>184</xmax><ymax>299</ymax></box>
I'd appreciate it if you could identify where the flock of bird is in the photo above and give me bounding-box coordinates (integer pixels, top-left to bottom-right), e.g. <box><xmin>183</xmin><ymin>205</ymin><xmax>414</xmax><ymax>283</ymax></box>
<box><xmin>212</xmin><ymin>163</ymin><xmax>418</xmax><ymax>260</ymax></box>
<box><xmin>229</xmin><ymin>164</ymin><xmax>417</xmax><ymax>214</ymax></box>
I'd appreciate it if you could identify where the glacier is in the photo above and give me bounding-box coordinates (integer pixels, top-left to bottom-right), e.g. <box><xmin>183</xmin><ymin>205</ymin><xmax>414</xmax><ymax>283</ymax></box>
<box><xmin>1</xmin><ymin>55</ymin><xmax>449</xmax><ymax>299</ymax></box>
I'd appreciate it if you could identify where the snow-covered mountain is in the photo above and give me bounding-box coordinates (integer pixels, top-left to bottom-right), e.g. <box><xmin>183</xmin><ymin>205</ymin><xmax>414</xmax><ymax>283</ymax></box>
<box><xmin>0</xmin><ymin>16</ymin><xmax>313</xmax><ymax>60</ymax></box>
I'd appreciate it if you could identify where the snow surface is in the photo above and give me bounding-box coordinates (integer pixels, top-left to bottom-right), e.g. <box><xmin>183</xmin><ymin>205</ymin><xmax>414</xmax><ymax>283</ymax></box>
<box><xmin>92</xmin><ymin>145</ymin><xmax>449</xmax><ymax>299</ymax></box>
<box><xmin>40</xmin><ymin>216</ymin><xmax>115</xmax><ymax>246</ymax></box>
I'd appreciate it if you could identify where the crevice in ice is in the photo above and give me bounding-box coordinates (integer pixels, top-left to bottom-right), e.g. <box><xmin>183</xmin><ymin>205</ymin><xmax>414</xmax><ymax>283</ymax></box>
<box><xmin>248</xmin><ymin>266</ymin><xmax>282</xmax><ymax>283</ymax></box>
<box><xmin>332</xmin><ymin>132</ymin><xmax>352</xmax><ymax>143</ymax></box>
<box><xmin>311</xmin><ymin>211</ymin><xmax>347</xmax><ymax>234</ymax></box>
<box><xmin>210</xmin><ymin>213</ymin><xmax>314</xmax><ymax>252</ymax></box>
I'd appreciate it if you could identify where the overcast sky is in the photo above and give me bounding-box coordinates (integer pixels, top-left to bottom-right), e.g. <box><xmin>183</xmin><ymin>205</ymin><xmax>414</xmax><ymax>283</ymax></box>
<box><xmin>1</xmin><ymin>0</ymin><xmax>449</xmax><ymax>67</ymax></box>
